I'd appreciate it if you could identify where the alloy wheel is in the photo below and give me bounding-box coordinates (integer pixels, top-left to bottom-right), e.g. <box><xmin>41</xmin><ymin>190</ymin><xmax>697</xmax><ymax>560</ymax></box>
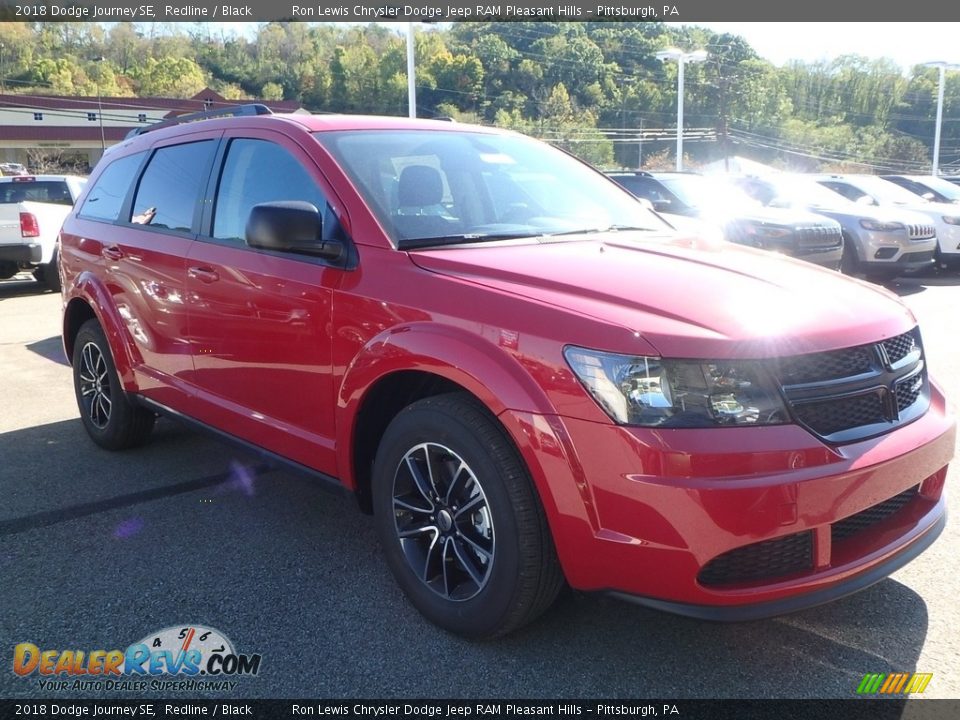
<box><xmin>392</xmin><ymin>442</ymin><xmax>495</xmax><ymax>601</ymax></box>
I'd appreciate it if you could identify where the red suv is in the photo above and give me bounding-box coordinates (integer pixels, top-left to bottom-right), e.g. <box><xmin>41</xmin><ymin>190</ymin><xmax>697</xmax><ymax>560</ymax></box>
<box><xmin>60</xmin><ymin>107</ymin><xmax>954</xmax><ymax>637</ymax></box>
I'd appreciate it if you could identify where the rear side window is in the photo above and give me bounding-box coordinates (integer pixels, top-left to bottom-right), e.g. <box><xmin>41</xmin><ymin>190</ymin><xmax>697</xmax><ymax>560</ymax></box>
<box><xmin>212</xmin><ymin>138</ymin><xmax>330</xmax><ymax>242</ymax></box>
<box><xmin>79</xmin><ymin>152</ymin><xmax>145</xmax><ymax>221</ymax></box>
<box><xmin>131</xmin><ymin>141</ymin><xmax>216</xmax><ymax>233</ymax></box>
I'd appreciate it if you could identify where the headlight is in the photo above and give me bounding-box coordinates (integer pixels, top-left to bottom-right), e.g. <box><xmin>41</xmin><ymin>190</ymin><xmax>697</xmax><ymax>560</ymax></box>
<box><xmin>741</xmin><ymin>222</ymin><xmax>792</xmax><ymax>239</ymax></box>
<box><xmin>860</xmin><ymin>219</ymin><xmax>904</xmax><ymax>232</ymax></box>
<box><xmin>942</xmin><ymin>216</ymin><xmax>960</xmax><ymax>226</ymax></box>
<box><xmin>564</xmin><ymin>347</ymin><xmax>790</xmax><ymax>427</ymax></box>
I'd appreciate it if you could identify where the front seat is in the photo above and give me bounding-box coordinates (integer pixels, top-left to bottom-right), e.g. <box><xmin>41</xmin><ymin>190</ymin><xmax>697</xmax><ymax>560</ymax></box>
<box><xmin>394</xmin><ymin>165</ymin><xmax>460</xmax><ymax>240</ymax></box>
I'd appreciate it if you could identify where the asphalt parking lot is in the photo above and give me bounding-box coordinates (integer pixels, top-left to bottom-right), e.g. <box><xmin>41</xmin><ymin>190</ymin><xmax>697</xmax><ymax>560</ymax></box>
<box><xmin>1</xmin><ymin>271</ymin><xmax>958</xmax><ymax>701</ymax></box>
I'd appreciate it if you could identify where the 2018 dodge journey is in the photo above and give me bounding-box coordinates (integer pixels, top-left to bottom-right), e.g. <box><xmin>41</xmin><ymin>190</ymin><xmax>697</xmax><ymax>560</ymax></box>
<box><xmin>59</xmin><ymin>107</ymin><xmax>954</xmax><ymax>637</ymax></box>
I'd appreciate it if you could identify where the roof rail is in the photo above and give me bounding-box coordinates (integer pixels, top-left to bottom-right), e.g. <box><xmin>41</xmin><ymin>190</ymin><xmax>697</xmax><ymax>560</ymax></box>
<box><xmin>124</xmin><ymin>103</ymin><xmax>273</xmax><ymax>139</ymax></box>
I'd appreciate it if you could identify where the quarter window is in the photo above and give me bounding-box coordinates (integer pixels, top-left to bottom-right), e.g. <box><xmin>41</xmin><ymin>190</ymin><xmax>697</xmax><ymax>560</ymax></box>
<box><xmin>130</xmin><ymin>141</ymin><xmax>216</xmax><ymax>232</ymax></box>
<box><xmin>212</xmin><ymin>138</ymin><xmax>331</xmax><ymax>243</ymax></box>
<box><xmin>79</xmin><ymin>151</ymin><xmax>146</xmax><ymax>222</ymax></box>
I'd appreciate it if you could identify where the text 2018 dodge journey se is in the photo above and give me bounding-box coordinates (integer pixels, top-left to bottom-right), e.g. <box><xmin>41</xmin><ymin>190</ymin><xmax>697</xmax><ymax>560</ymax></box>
<box><xmin>60</xmin><ymin>107</ymin><xmax>954</xmax><ymax>637</ymax></box>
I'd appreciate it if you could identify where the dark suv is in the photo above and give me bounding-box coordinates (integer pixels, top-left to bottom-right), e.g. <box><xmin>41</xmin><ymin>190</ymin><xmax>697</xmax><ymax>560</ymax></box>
<box><xmin>608</xmin><ymin>171</ymin><xmax>844</xmax><ymax>269</ymax></box>
<box><xmin>59</xmin><ymin>107</ymin><xmax>953</xmax><ymax>637</ymax></box>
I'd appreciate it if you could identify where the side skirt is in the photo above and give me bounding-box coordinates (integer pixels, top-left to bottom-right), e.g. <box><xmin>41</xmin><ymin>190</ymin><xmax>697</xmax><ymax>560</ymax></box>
<box><xmin>136</xmin><ymin>396</ymin><xmax>350</xmax><ymax>499</ymax></box>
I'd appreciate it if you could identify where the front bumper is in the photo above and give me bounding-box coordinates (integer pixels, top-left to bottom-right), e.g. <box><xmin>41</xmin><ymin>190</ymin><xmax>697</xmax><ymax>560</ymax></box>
<box><xmin>505</xmin><ymin>384</ymin><xmax>954</xmax><ymax>616</ymax></box>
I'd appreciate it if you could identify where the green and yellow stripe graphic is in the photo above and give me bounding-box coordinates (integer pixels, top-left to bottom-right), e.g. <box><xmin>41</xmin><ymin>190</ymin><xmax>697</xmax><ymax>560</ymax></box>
<box><xmin>857</xmin><ymin>673</ymin><xmax>933</xmax><ymax>694</ymax></box>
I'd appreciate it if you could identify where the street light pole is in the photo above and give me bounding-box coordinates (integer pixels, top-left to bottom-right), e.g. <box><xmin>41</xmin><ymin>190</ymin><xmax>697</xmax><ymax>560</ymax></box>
<box><xmin>95</xmin><ymin>56</ymin><xmax>105</xmax><ymax>155</ymax></box>
<box><xmin>655</xmin><ymin>48</ymin><xmax>708</xmax><ymax>171</ymax></box>
<box><xmin>406</xmin><ymin>23</ymin><xmax>417</xmax><ymax>118</ymax></box>
<box><xmin>923</xmin><ymin>61</ymin><xmax>960</xmax><ymax>176</ymax></box>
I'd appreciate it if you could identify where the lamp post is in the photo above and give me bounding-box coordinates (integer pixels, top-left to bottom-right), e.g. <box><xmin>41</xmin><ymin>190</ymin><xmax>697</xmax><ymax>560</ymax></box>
<box><xmin>406</xmin><ymin>23</ymin><xmax>416</xmax><ymax>118</ymax></box>
<box><xmin>922</xmin><ymin>61</ymin><xmax>960</xmax><ymax>176</ymax></box>
<box><xmin>655</xmin><ymin>48</ymin><xmax>708</xmax><ymax>171</ymax></box>
<box><xmin>94</xmin><ymin>56</ymin><xmax>105</xmax><ymax>154</ymax></box>
<box><xmin>1</xmin><ymin>43</ymin><xmax>5</xmax><ymax>94</ymax></box>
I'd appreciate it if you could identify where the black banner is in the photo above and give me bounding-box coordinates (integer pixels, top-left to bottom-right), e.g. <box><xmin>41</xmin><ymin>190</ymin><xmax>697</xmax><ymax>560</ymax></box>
<box><xmin>0</xmin><ymin>0</ymin><xmax>959</xmax><ymax>22</ymax></box>
<box><xmin>3</xmin><ymin>700</ymin><xmax>960</xmax><ymax>720</ymax></box>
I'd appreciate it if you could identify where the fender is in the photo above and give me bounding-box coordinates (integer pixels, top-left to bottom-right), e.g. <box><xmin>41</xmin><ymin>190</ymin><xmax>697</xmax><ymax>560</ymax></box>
<box><xmin>64</xmin><ymin>270</ymin><xmax>144</xmax><ymax>391</ymax></box>
<box><xmin>336</xmin><ymin>321</ymin><xmax>557</xmax><ymax>482</ymax></box>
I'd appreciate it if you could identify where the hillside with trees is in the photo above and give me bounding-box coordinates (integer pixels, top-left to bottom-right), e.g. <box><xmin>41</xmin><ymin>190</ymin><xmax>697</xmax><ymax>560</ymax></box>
<box><xmin>1</xmin><ymin>21</ymin><xmax>956</xmax><ymax>173</ymax></box>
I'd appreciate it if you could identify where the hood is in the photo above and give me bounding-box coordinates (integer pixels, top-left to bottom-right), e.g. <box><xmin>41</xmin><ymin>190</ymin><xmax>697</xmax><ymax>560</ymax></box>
<box><xmin>876</xmin><ymin>198</ymin><xmax>960</xmax><ymax>220</ymax></box>
<box><xmin>805</xmin><ymin>202</ymin><xmax>935</xmax><ymax>226</ymax></box>
<box><xmin>409</xmin><ymin>234</ymin><xmax>915</xmax><ymax>360</ymax></box>
<box><xmin>704</xmin><ymin>204</ymin><xmax>838</xmax><ymax>228</ymax></box>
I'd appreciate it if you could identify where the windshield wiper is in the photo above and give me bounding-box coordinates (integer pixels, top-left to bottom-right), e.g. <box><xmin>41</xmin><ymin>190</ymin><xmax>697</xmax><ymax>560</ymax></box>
<box><xmin>398</xmin><ymin>225</ymin><xmax>658</xmax><ymax>250</ymax></box>
<box><xmin>398</xmin><ymin>232</ymin><xmax>547</xmax><ymax>250</ymax></box>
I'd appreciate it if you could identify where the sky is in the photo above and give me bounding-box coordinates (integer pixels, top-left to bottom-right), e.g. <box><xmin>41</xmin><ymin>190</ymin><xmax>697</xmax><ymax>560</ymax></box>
<box><xmin>675</xmin><ymin>23</ymin><xmax>960</xmax><ymax>71</ymax></box>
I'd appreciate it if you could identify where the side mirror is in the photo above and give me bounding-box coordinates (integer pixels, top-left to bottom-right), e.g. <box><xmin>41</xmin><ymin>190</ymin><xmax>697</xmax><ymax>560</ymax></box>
<box><xmin>635</xmin><ymin>197</ymin><xmax>655</xmax><ymax>211</ymax></box>
<box><xmin>921</xmin><ymin>192</ymin><xmax>936</xmax><ymax>201</ymax></box>
<box><xmin>246</xmin><ymin>201</ymin><xmax>343</xmax><ymax>262</ymax></box>
<box><xmin>652</xmin><ymin>199</ymin><xmax>672</xmax><ymax>213</ymax></box>
<box><xmin>855</xmin><ymin>195</ymin><xmax>878</xmax><ymax>207</ymax></box>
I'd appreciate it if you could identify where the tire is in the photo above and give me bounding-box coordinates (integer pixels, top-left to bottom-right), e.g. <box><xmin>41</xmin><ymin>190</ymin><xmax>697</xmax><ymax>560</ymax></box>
<box><xmin>372</xmin><ymin>393</ymin><xmax>563</xmax><ymax>638</ymax></box>
<box><xmin>33</xmin><ymin>247</ymin><xmax>61</xmax><ymax>292</ymax></box>
<box><xmin>840</xmin><ymin>235</ymin><xmax>860</xmax><ymax>277</ymax></box>
<box><xmin>72</xmin><ymin>319</ymin><xmax>155</xmax><ymax>450</ymax></box>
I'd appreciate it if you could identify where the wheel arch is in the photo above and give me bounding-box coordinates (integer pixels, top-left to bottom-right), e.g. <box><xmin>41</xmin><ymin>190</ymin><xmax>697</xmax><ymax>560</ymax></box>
<box><xmin>62</xmin><ymin>273</ymin><xmax>141</xmax><ymax>388</ymax></box>
<box><xmin>339</xmin><ymin>323</ymin><xmax>557</xmax><ymax>514</ymax></box>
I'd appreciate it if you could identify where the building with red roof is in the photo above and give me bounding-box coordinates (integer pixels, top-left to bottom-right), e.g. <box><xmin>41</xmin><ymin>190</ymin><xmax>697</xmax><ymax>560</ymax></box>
<box><xmin>0</xmin><ymin>88</ymin><xmax>306</xmax><ymax>172</ymax></box>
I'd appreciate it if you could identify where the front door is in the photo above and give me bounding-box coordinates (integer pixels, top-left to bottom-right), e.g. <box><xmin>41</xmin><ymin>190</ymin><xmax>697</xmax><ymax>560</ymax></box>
<box><xmin>184</xmin><ymin>132</ymin><xmax>348</xmax><ymax>474</ymax></box>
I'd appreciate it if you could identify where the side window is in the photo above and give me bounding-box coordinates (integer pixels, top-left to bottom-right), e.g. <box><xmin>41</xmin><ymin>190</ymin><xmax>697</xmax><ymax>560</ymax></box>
<box><xmin>79</xmin><ymin>152</ymin><xmax>145</xmax><ymax>222</ymax></box>
<box><xmin>130</xmin><ymin>140</ymin><xmax>216</xmax><ymax>232</ymax></box>
<box><xmin>212</xmin><ymin>138</ymin><xmax>333</xmax><ymax>243</ymax></box>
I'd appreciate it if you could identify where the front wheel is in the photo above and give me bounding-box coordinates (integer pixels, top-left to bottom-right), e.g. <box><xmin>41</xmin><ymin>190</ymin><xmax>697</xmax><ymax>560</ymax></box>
<box><xmin>372</xmin><ymin>393</ymin><xmax>563</xmax><ymax>638</ymax></box>
<box><xmin>72</xmin><ymin>319</ymin><xmax>155</xmax><ymax>450</ymax></box>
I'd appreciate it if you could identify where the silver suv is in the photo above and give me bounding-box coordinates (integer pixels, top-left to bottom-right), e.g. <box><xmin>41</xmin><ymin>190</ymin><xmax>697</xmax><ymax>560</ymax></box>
<box><xmin>736</xmin><ymin>174</ymin><xmax>937</xmax><ymax>278</ymax></box>
<box><xmin>814</xmin><ymin>174</ymin><xmax>959</xmax><ymax>270</ymax></box>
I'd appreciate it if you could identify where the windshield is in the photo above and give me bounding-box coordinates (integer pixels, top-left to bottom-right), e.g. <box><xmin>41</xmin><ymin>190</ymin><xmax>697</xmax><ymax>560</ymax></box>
<box><xmin>767</xmin><ymin>176</ymin><xmax>857</xmax><ymax>208</ymax></box>
<box><xmin>909</xmin><ymin>176</ymin><xmax>960</xmax><ymax>202</ymax></box>
<box><xmin>847</xmin><ymin>175</ymin><xmax>932</xmax><ymax>205</ymax></box>
<box><xmin>315</xmin><ymin>129</ymin><xmax>669</xmax><ymax>248</ymax></box>
<box><xmin>656</xmin><ymin>175</ymin><xmax>760</xmax><ymax>212</ymax></box>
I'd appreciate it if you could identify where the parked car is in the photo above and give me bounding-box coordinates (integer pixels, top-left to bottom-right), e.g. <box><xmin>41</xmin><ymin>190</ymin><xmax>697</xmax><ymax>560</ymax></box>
<box><xmin>880</xmin><ymin>174</ymin><xmax>960</xmax><ymax>205</ymax></box>
<box><xmin>60</xmin><ymin>107</ymin><xmax>953</xmax><ymax>637</ymax></box>
<box><xmin>735</xmin><ymin>174</ymin><xmax>937</xmax><ymax>279</ymax></box>
<box><xmin>0</xmin><ymin>174</ymin><xmax>87</xmax><ymax>290</ymax></box>
<box><xmin>0</xmin><ymin>162</ymin><xmax>29</xmax><ymax>176</ymax></box>
<box><xmin>813</xmin><ymin>174</ymin><xmax>960</xmax><ymax>269</ymax></box>
<box><xmin>607</xmin><ymin>171</ymin><xmax>844</xmax><ymax>269</ymax></box>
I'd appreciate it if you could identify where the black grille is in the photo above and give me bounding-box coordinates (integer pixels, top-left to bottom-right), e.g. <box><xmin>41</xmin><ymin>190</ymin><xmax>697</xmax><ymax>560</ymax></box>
<box><xmin>907</xmin><ymin>223</ymin><xmax>935</xmax><ymax>240</ymax></box>
<box><xmin>698</xmin><ymin>531</ymin><xmax>814</xmax><ymax>587</ymax></box>
<box><xmin>797</xmin><ymin>225</ymin><xmax>842</xmax><ymax>249</ymax></box>
<box><xmin>883</xmin><ymin>331</ymin><xmax>917</xmax><ymax>365</ymax></box>
<box><xmin>777</xmin><ymin>346</ymin><xmax>874</xmax><ymax>385</ymax></box>
<box><xmin>831</xmin><ymin>487</ymin><xmax>919</xmax><ymax>543</ymax></box>
<box><xmin>793</xmin><ymin>393</ymin><xmax>887</xmax><ymax>436</ymax></box>
<box><xmin>895</xmin><ymin>376</ymin><xmax>923</xmax><ymax>412</ymax></box>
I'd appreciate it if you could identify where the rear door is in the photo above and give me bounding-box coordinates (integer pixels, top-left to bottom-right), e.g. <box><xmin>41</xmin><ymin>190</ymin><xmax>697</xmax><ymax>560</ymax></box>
<box><xmin>184</xmin><ymin>130</ymin><xmax>349</xmax><ymax>474</ymax></box>
<box><xmin>73</xmin><ymin>131</ymin><xmax>220</xmax><ymax>410</ymax></box>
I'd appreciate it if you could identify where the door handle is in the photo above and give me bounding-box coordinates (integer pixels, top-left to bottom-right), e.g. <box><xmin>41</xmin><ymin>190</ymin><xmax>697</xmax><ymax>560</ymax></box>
<box><xmin>188</xmin><ymin>266</ymin><xmax>220</xmax><ymax>284</ymax></box>
<box><xmin>101</xmin><ymin>245</ymin><xmax>123</xmax><ymax>261</ymax></box>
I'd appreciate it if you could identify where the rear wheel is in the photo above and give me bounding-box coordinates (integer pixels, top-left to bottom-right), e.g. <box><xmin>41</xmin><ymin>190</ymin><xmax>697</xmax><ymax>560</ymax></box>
<box><xmin>73</xmin><ymin>319</ymin><xmax>155</xmax><ymax>450</ymax></box>
<box><xmin>372</xmin><ymin>393</ymin><xmax>563</xmax><ymax>638</ymax></box>
<box><xmin>33</xmin><ymin>247</ymin><xmax>61</xmax><ymax>292</ymax></box>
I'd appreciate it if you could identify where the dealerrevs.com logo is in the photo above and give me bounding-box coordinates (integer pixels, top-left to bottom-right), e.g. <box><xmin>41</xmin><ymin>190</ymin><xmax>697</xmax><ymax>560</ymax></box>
<box><xmin>13</xmin><ymin>625</ymin><xmax>262</xmax><ymax>692</ymax></box>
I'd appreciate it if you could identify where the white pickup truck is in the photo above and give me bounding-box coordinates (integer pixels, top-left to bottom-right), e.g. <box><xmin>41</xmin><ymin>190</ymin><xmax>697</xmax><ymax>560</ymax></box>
<box><xmin>0</xmin><ymin>175</ymin><xmax>87</xmax><ymax>290</ymax></box>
